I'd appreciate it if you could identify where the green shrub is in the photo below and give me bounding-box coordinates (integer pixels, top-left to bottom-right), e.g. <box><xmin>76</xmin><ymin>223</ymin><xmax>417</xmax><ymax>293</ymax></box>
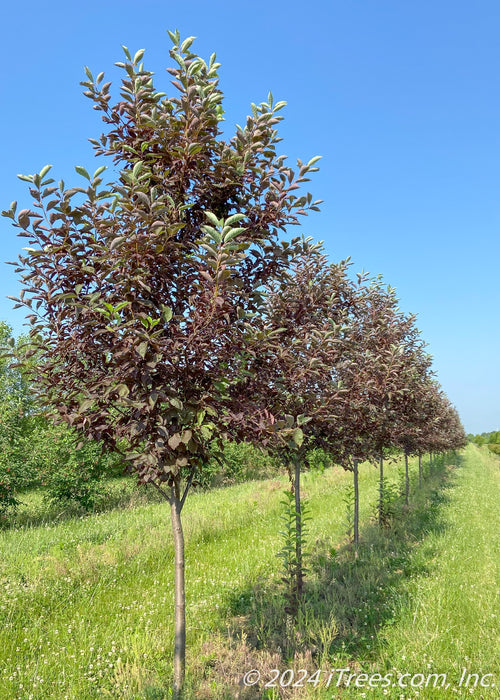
<box><xmin>196</xmin><ymin>441</ymin><xmax>281</xmax><ymax>489</ymax></box>
<box><xmin>0</xmin><ymin>464</ymin><xmax>21</xmax><ymax>515</ymax></box>
<box><xmin>375</xmin><ymin>478</ymin><xmax>400</xmax><ymax>527</ymax></box>
<box><xmin>32</xmin><ymin>428</ymin><xmax>103</xmax><ymax>509</ymax></box>
<box><xmin>0</xmin><ymin>404</ymin><xmax>31</xmax><ymax>515</ymax></box>
<box><xmin>306</xmin><ymin>447</ymin><xmax>335</xmax><ymax>473</ymax></box>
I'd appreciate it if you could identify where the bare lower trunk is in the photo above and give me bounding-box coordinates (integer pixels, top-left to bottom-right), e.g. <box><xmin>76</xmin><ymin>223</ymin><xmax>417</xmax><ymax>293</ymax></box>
<box><xmin>170</xmin><ymin>483</ymin><xmax>186</xmax><ymax>700</ymax></box>
<box><xmin>418</xmin><ymin>454</ymin><xmax>422</xmax><ymax>488</ymax></box>
<box><xmin>378</xmin><ymin>454</ymin><xmax>384</xmax><ymax>527</ymax></box>
<box><xmin>404</xmin><ymin>451</ymin><xmax>409</xmax><ymax>506</ymax></box>
<box><xmin>353</xmin><ymin>458</ymin><xmax>359</xmax><ymax>552</ymax></box>
<box><xmin>293</xmin><ymin>456</ymin><xmax>304</xmax><ymax>603</ymax></box>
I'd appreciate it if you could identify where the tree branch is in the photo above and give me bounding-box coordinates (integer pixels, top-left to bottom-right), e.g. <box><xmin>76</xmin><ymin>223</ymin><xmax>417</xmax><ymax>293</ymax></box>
<box><xmin>150</xmin><ymin>479</ymin><xmax>170</xmax><ymax>502</ymax></box>
<box><xmin>180</xmin><ymin>466</ymin><xmax>196</xmax><ymax>512</ymax></box>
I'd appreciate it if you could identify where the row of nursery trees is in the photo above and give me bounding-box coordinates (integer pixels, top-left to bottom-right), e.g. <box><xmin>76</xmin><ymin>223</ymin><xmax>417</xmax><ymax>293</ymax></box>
<box><xmin>2</xmin><ymin>32</ymin><xmax>466</xmax><ymax>698</ymax></box>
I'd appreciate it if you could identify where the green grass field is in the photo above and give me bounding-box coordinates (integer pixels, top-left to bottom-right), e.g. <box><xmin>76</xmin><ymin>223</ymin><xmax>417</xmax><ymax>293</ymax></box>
<box><xmin>0</xmin><ymin>445</ymin><xmax>498</xmax><ymax>699</ymax></box>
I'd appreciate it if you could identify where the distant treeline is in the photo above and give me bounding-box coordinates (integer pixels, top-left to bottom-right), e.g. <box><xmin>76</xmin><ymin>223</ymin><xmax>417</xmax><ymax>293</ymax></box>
<box><xmin>468</xmin><ymin>431</ymin><xmax>500</xmax><ymax>455</ymax></box>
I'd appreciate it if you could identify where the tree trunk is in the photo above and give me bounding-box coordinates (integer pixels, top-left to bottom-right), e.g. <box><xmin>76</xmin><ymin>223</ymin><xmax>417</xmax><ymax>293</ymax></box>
<box><xmin>353</xmin><ymin>458</ymin><xmax>359</xmax><ymax>552</ymax></box>
<box><xmin>170</xmin><ymin>483</ymin><xmax>186</xmax><ymax>699</ymax></box>
<box><xmin>293</xmin><ymin>455</ymin><xmax>304</xmax><ymax>603</ymax></box>
<box><xmin>404</xmin><ymin>451</ymin><xmax>409</xmax><ymax>506</ymax></box>
<box><xmin>429</xmin><ymin>452</ymin><xmax>433</xmax><ymax>476</ymax></box>
<box><xmin>378</xmin><ymin>454</ymin><xmax>384</xmax><ymax>527</ymax></box>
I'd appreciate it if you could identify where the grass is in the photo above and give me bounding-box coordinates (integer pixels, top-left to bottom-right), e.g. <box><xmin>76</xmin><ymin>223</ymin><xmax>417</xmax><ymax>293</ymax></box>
<box><xmin>0</xmin><ymin>446</ymin><xmax>498</xmax><ymax>698</ymax></box>
<box><xmin>374</xmin><ymin>446</ymin><xmax>500</xmax><ymax>698</ymax></box>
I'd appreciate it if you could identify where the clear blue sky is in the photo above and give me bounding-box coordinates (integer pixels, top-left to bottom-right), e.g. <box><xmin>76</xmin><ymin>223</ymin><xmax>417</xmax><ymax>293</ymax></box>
<box><xmin>1</xmin><ymin>0</ymin><xmax>498</xmax><ymax>434</ymax></box>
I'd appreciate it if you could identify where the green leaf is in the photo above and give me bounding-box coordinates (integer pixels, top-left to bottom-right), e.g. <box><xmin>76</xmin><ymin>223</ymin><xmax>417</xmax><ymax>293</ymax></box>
<box><xmin>200</xmin><ymin>425</ymin><xmax>213</xmax><ymax>439</ymax></box>
<box><xmin>133</xmin><ymin>49</ymin><xmax>145</xmax><ymax>64</ymax></box>
<box><xmin>224</xmin><ymin>227</ymin><xmax>245</xmax><ymax>242</ymax></box>
<box><xmin>180</xmin><ymin>36</ymin><xmax>195</xmax><ymax>53</ymax></box>
<box><xmin>292</xmin><ymin>428</ymin><xmax>304</xmax><ymax>447</ymax></box>
<box><xmin>284</xmin><ymin>414</ymin><xmax>294</xmax><ymax>428</ymax></box>
<box><xmin>75</xmin><ymin>166</ymin><xmax>91</xmax><ymax>180</ymax></box>
<box><xmin>167</xmin><ymin>29</ymin><xmax>181</xmax><ymax>45</ymax></box>
<box><xmin>114</xmin><ymin>301</ymin><xmax>129</xmax><ymax>313</ymax></box>
<box><xmin>116</xmin><ymin>384</ymin><xmax>130</xmax><ymax>398</ymax></box>
<box><xmin>79</xmin><ymin>398</ymin><xmax>94</xmax><ymax>412</ymax></box>
<box><xmin>39</xmin><ymin>164</ymin><xmax>52</xmax><ymax>179</ymax></box>
<box><xmin>137</xmin><ymin>341</ymin><xmax>148</xmax><ymax>359</ymax></box>
<box><xmin>161</xmin><ymin>306</ymin><xmax>173</xmax><ymax>323</ymax></box>
<box><xmin>93</xmin><ymin>165</ymin><xmax>107</xmax><ymax>179</ymax></box>
<box><xmin>225</xmin><ymin>213</ymin><xmax>245</xmax><ymax>226</ymax></box>
<box><xmin>204</xmin><ymin>211</ymin><xmax>220</xmax><ymax>227</ymax></box>
<box><xmin>307</xmin><ymin>155</ymin><xmax>322</xmax><ymax>168</ymax></box>
<box><xmin>187</xmin><ymin>143</ymin><xmax>202</xmax><ymax>156</ymax></box>
<box><xmin>169</xmin><ymin>397</ymin><xmax>183</xmax><ymax>410</ymax></box>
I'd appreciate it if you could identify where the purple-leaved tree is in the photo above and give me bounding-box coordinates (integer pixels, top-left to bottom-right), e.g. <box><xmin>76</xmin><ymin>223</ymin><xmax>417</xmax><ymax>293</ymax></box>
<box><xmin>2</xmin><ymin>32</ymin><xmax>321</xmax><ymax>697</ymax></box>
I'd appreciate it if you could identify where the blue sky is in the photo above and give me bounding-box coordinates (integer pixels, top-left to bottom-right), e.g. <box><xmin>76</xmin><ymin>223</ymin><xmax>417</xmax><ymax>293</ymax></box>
<box><xmin>1</xmin><ymin>0</ymin><xmax>498</xmax><ymax>434</ymax></box>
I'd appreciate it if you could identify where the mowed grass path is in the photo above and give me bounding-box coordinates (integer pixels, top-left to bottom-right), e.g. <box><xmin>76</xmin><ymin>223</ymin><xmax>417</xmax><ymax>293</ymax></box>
<box><xmin>373</xmin><ymin>445</ymin><xmax>500</xmax><ymax>699</ymax></box>
<box><xmin>0</xmin><ymin>445</ymin><xmax>498</xmax><ymax>699</ymax></box>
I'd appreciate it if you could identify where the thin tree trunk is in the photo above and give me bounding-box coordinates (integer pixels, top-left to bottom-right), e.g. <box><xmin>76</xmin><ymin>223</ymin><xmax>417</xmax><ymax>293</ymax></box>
<box><xmin>378</xmin><ymin>454</ymin><xmax>384</xmax><ymax>527</ymax></box>
<box><xmin>293</xmin><ymin>455</ymin><xmax>303</xmax><ymax>604</ymax></box>
<box><xmin>353</xmin><ymin>458</ymin><xmax>359</xmax><ymax>552</ymax></box>
<box><xmin>150</xmin><ymin>476</ymin><xmax>189</xmax><ymax>699</ymax></box>
<box><xmin>170</xmin><ymin>481</ymin><xmax>186</xmax><ymax>700</ymax></box>
<box><xmin>404</xmin><ymin>451</ymin><xmax>409</xmax><ymax>506</ymax></box>
<box><xmin>429</xmin><ymin>452</ymin><xmax>433</xmax><ymax>476</ymax></box>
<box><xmin>418</xmin><ymin>454</ymin><xmax>422</xmax><ymax>488</ymax></box>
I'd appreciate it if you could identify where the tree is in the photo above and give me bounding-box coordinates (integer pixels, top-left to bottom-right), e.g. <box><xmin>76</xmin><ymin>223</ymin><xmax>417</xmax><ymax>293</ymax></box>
<box><xmin>0</xmin><ymin>323</ymin><xmax>43</xmax><ymax>514</ymax></box>
<box><xmin>308</xmin><ymin>277</ymin><xmax>418</xmax><ymax>541</ymax></box>
<box><xmin>3</xmin><ymin>32</ymin><xmax>321</xmax><ymax>697</ymax></box>
<box><xmin>238</xmin><ymin>240</ymin><xmax>355</xmax><ymax>612</ymax></box>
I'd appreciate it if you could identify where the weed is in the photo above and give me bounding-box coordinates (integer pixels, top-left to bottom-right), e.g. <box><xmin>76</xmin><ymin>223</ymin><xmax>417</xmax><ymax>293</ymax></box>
<box><xmin>375</xmin><ymin>477</ymin><xmax>400</xmax><ymax>527</ymax></box>
<box><xmin>277</xmin><ymin>491</ymin><xmax>311</xmax><ymax>619</ymax></box>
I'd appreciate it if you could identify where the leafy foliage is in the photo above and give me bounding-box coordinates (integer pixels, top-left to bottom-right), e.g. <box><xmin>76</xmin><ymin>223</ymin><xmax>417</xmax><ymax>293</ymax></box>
<box><xmin>0</xmin><ymin>323</ymin><xmax>40</xmax><ymax>513</ymax></box>
<box><xmin>375</xmin><ymin>477</ymin><xmax>400</xmax><ymax>527</ymax></box>
<box><xmin>277</xmin><ymin>490</ymin><xmax>310</xmax><ymax>615</ymax></box>
<box><xmin>3</xmin><ymin>35</ymin><xmax>321</xmax><ymax>496</ymax></box>
<box><xmin>2</xmin><ymin>32</ymin><xmax>321</xmax><ymax>697</ymax></box>
<box><xmin>33</xmin><ymin>426</ymin><xmax>113</xmax><ymax>510</ymax></box>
